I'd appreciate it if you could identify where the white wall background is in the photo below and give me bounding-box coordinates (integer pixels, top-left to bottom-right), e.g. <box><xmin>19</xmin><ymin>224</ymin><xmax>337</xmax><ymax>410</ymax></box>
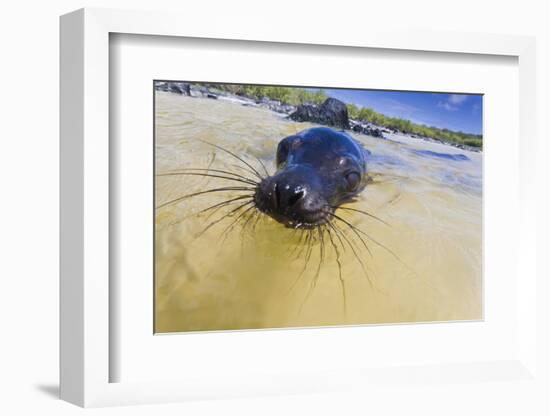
<box><xmin>0</xmin><ymin>1</ymin><xmax>548</xmax><ymax>415</ymax></box>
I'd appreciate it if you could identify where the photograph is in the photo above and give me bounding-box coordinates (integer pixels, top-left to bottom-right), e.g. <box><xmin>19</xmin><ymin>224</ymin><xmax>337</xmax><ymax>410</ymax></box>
<box><xmin>154</xmin><ymin>81</ymin><xmax>483</xmax><ymax>333</ymax></box>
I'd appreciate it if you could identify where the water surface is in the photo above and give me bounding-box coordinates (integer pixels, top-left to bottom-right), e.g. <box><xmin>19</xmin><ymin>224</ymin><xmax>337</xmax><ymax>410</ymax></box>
<box><xmin>155</xmin><ymin>92</ymin><xmax>482</xmax><ymax>332</ymax></box>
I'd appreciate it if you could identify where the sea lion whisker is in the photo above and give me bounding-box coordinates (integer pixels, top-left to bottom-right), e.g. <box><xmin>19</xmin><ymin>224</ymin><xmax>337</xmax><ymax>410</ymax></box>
<box><xmin>251</xmin><ymin>210</ymin><xmax>263</xmax><ymax>233</ymax></box>
<box><xmin>199</xmin><ymin>195</ymin><xmax>255</xmax><ymax>219</ymax></box>
<box><xmin>250</xmin><ymin>154</ymin><xmax>270</xmax><ymax>178</ymax></box>
<box><xmin>203</xmin><ymin>198</ymin><xmax>254</xmax><ymax>222</ymax></box>
<box><xmin>334</xmin><ymin>225</ymin><xmax>374</xmax><ymax>288</ymax></box>
<box><xmin>238</xmin><ymin>150</ymin><xmax>270</xmax><ymax>179</ymax></box>
<box><xmin>329</xmin><ymin>213</ymin><xmax>373</xmax><ymax>258</ymax></box>
<box><xmin>328</xmin><ymin>221</ymin><xmax>374</xmax><ymax>289</ymax></box>
<box><xmin>228</xmin><ymin>163</ymin><xmax>257</xmax><ymax>176</ymax></box>
<box><xmin>299</xmin><ymin>227</ymin><xmax>325</xmax><ymax>313</ymax></box>
<box><xmin>156</xmin><ymin>172</ymin><xmax>257</xmax><ymax>186</ymax></box>
<box><xmin>218</xmin><ymin>204</ymin><xmax>256</xmax><ymax>248</ymax></box>
<box><xmin>241</xmin><ymin>209</ymin><xmax>258</xmax><ymax>237</ymax></box>
<box><xmin>157</xmin><ymin>186</ymin><xmax>255</xmax><ymax>209</ymax></box>
<box><xmin>158</xmin><ymin>168</ymin><xmax>258</xmax><ymax>184</ymax></box>
<box><xmin>331</xmin><ymin>213</ymin><xmax>405</xmax><ymax>266</ymax></box>
<box><xmin>315</xmin><ymin>227</ymin><xmax>325</xmax><ymax>287</ymax></box>
<box><xmin>159</xmin><ymin>196</ymin><xmax>250</xmax><ymax>229</ymax></box>
<box><xmin>303</xmin><ymin>229</ymin><xmax>315</xmax><ymax>266</ymax></box>
<box><xmin>196</xmin><ymin>200</ymin><xmax>254</xmax><ymax>238</ymax></box>
<box><xmin>239</xmin><ymin>208</ymin><xmax>258</xmax><ymax>251</ymax></box>
<box><xmin>198</xmin><ymin>139</ymin><xmax>265</xmax><ymax>181</ymax></box>
<box><xmin>325</xmin><ymin>225</ymin><xmax>347</xmax><ymax>315</ymax></box>
<box><xmin>287</xmin><ymin>229</ymin><xmax>314</xmax><ymax>296</ymax></box>
<box><xmin>294</xmin><ymin>229</ymin><xmax>309</xmax><ymax>259</ymax></box>
<box><xmin>328</xmin><ymin>220</ymin><xmax>347</xmax><ymax>256</ymax></box>
<box><xmin>290</xmin><ymin>229</ymin><xmax>308</xmax><ymax>259</ymax></box>
<box><xmin>204</xmin><ymin>204</ymin><xmax>250</xmax><ymax>225</ymax></box>
<box><xmin>204</xmin><ymin>203</ymin><xmax>235</xmax><ymax>222</ymax></box>
<box><xmin>332</xmin><ymin>206</ymin><xmax>390</xmax><ymax>227</ymax></box>
<box><xmin>288</xmin><ymin>230</ymin><xmax>303</xmax><ymax>260</ymax></box>
<box><xmin>282</xmin><ymin>228</ymin><xmax>299</xmax><ymax>256</ymax></box>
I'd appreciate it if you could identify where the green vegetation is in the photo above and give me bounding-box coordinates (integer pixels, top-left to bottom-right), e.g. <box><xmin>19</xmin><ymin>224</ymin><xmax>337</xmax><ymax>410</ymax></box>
<box><xmin>195</xmin><ymin>83</ymin><xmax>329</xmax><ymax>106</ymax></box>
<box><xmin>346</xmin><ymin>103</ymin><xmax>482</xmax><ymax>148</ymax></box>
<box><xmin>193</xmin><ymin>83</ymin><xmax>482</xmax><ymax>148</ymax></box>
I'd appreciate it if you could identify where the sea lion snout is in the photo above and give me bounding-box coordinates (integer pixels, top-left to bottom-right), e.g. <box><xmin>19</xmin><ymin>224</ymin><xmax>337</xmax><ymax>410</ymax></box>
<box><xmin>255</xmin><ymin>166</ymin><xmax>329</xmax><ymax>228</ymax></box>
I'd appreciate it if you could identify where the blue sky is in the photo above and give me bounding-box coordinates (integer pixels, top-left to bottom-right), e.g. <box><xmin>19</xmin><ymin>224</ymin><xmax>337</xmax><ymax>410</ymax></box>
<box><xmin>317</xmin><ymin>88</ymin><xmax>483</xmax><ymax>135</ymax></box>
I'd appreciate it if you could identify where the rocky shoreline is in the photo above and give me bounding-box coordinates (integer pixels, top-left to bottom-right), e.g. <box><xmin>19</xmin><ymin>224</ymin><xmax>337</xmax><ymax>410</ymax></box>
<box><xmin>155</xmin><ymin>81</ymin><xmax>481</xmax><ymax>153</ymax></box>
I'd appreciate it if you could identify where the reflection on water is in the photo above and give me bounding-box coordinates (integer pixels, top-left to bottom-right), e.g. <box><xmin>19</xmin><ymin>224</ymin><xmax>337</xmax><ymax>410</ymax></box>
<box><xmin>155</xmin><ymin>92</ymin><xmax>482</xmax><ymax>333</ymax></box>
<box><xmin>411</xmin><ymin>149</ymin><xmax>470</xmax><ymax>162</ymax></box>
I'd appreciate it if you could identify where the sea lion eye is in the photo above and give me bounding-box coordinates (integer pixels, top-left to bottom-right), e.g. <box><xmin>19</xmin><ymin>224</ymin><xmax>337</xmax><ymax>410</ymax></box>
<box><xmin>345</xmin><ymin>172</ymin><xmax>361</xmax><ymax>191</ymax></box>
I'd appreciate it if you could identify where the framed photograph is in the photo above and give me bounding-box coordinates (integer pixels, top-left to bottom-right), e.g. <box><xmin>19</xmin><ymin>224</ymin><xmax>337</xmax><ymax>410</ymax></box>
<box><xmin>60</xmin><ymin>8</ymin><xmax>538</xmax><ymax>407</ymax></box>
<box><xmin>153</xmin><ymin>81</ymin><xmax>484</xmax><ymax>333</ymax></box>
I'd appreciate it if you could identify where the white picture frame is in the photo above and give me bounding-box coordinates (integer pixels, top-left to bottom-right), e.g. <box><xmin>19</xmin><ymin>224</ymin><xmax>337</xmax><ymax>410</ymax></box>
<box><xmin>60</xmin><ymin>7</ymin><xmax>538</xmax><ymax>408</ymax></box>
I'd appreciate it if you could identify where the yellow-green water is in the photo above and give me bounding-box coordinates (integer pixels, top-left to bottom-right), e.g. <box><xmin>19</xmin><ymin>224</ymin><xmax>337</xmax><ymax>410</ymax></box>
<box><xmin>155</xmin><ymin>91</ymin><xmax>482</xmax><ymax>333</ymax></box>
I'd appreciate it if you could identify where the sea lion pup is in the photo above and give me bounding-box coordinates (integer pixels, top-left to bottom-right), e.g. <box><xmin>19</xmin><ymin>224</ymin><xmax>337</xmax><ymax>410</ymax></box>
<box><xmin>254</xmin><ymin>127</ymin><xmax>369</xmax><ymax>229</ymax></box>
<box><xmin>157</xmin><ymin>126</ymin><xmax>387</xmax><ymax>300</ymax></box>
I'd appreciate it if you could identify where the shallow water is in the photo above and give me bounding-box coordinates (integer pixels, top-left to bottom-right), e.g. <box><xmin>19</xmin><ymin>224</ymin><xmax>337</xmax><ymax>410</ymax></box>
<box><xmin>155</xmin><ymin>91</ymin><xmax>482</xmax><ymax>333</ymax></box>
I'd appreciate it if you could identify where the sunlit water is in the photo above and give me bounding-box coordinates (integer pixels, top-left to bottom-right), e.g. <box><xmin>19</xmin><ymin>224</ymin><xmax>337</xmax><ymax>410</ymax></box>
<box><xmin>155</xmin><ymin>91</ymin><xmax>482</xmax><ymax>333</ymax></box>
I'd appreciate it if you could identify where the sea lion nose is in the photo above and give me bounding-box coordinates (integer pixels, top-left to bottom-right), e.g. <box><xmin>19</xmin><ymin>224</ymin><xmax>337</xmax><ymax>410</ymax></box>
<box><xmin>272</xmin><ymin>182</ymin><xmax>306</xmax><ymax>211</ymax></box>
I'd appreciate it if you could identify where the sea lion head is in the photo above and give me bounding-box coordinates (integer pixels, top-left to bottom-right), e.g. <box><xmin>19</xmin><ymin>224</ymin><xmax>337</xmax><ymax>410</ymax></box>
<box><xmin>255</xmin><ymin>127</ymin><xmax>368</xmax><ymax>228</ymax></box>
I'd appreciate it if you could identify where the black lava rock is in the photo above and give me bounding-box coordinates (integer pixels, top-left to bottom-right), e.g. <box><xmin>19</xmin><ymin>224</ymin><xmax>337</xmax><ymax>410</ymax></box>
<box><xmin>365</xmin><ymin>126</ymin><xmax>384</xmax><ymax>138</ymax></box>
<box><xmin>155</xmin><ymin>81</ymin><xmax>191</xmax><ymax>95</ymax></box>
<box><xmin>289</xmin><ymin>98</ymin><xmax>350</xmax><ymax>130</ymax></box>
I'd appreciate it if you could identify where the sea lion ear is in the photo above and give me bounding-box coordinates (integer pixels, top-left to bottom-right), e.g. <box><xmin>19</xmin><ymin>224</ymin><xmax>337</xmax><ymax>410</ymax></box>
<box><xmin>276</xmin><ymin>137</ymin><xmax>293</xmax><ymax>167</ymax></box>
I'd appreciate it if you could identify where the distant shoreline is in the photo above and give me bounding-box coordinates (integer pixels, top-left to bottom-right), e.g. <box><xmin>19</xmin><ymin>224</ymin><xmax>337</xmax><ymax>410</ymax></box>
<box><xmin>155</xmin><ymin>82</ymin><xmax>482</xmax><ymax>153</ymax></box>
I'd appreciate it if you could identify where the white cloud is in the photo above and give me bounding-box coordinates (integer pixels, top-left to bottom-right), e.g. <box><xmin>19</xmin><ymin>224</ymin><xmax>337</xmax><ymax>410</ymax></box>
<box><xmin>437</xmin><ymin>101</ymin><xmax>458</xmax><ymax>111</ymax></box>
<box><xmin>438</xmin><ymin>94</ymin><xmax>468</xmax><ymax>111</ymax></box>
<box><xmin>448</xmin><ymin>94</ymin><xmax>468</xmax><ymax>105</ymax></box>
